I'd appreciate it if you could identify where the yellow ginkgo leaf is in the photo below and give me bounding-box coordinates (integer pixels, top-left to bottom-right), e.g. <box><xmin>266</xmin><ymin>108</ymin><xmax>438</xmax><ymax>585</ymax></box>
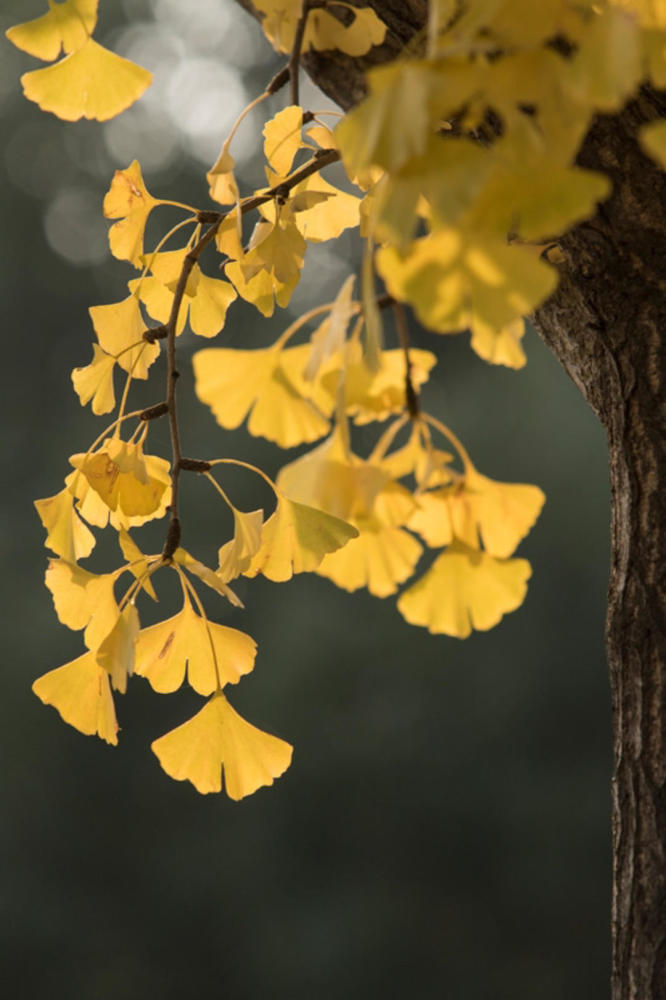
<box><xmin>277</xmin><ymin>429</ymin><xmax>385</xmax><ymax>522</ymax></box>
<box><xmin>244</xmin><ymin>494</ymin><xmax>358</xmax><ymax>582</ymax></box>
<box><xmin>377</xmin><ymin>228</ymin><xmax>557</xmax><ymax>338</ymax></box>
<box><xmin>44</xmin><ymin>559</ymin><xmax>117</xmax><ymax>642</ymax></box>
<box><xmin>288</xmin><ymin>173</ymin><xmax>361</xmax><ymax>242</ymax></box>
<box><xmin>397</xmin><ymin>542</ymin><xmax>532</xmax><ymax>637</ymax></box>
<box><xmin>256</xmin><ymin>0</ymin><xmax>385</xmax><ymax>56</ymax></box>
<box><xmin>304</xmin><ymin>6</ymin><xmax>386</xmax><ymax>56</ymax></box>
<box><xmin>566</xmin><ymin>6</ymin><xmax>641</xmax><ymax>112</ymax></box>
<box><xmin>263</xmin><ymin>105</ymin><xmax>303</xmax><ymax>179</ymax></box>
<box><xmin>317</xmin><ymin>521</ymin><xmax>422</xmax><ymax>597</ymax></box>
<box><xmin>128</xmin><ymin>275</ymin><xmax>188</xmax><ymax>335</ymax></box>
<box><xmin>71</xmin><ymin>344</ymin><xmax>116</xmax><ymax>415</ymax></box>
<box><xmin>21</xmin><ymin>37</ymin><xmax>152</xmax><ymax>122</ymax></box>
<box><xmin>408</xmin><ymin>490</ymin><xmax>454</xmax><ymax>548</ymax></box>
<box><xmin>470</xmin><ymin>318</ymin><xmax>527</xmax><ymax>369</ymax></box>
<box><xmin>249</xmin><ymin>356</ymin><xmax>331</xmax><ymax>446</ymax></box>
<box><xmin>35</xmin><ymin>488</ymin><xmax>96</xmax><ymax>562</ymax></box>
<box><xmin>118</xmin><ymin>530</ymin><xmax>157</xmax><ymax>600</ymax></box>
<box><xmin>68</xmin><ymin>451</ymin><xmax>171</xmax><ymax>532</ymax></box>
<box><xmin>134</xmin><ymin>594</ymin><xmax>256</xmax><ymax>695</ymax></box>
<box><xmin>173</xmin><ymin>548</ymin><xmax>243</xmax><ymax>608</ymax></box>
<box><xmin>336</xmin><ymin>61</ymin><xmax>436</xmax><ymax>176</ymax></box>
<box><xmin>319</xmin><ymin>345</ymin><xmax>437</xmax><ymax>424</ymax></box>
<box><xmin>33</xmin><ymin>650</ymin><xmax>118</xmax><ymax>746</ymax></box>
<box><xmin>189</xmin><ymin>272</ymin><xmax>237</xmax><ymax>337</ymax></box>
<box><xmin>134</xmin><ymin>252</ymin><xmax>237</xmax><ymax>338</ymax></box>
<box><xmin>193</xmin><ymin>344</ymin><xmax>330</xmax><ymax>447</ymax></box>
<box><xmin>277</xmin><ymin>431</ymin><xmax>419</xmax><ymax>595</ymax></box>
<box><xmin>447</xmin><ymin>466</ymin><xmax>546</xmax><ymax>558</ymax></box>
<box><xmin>305</xmin><ymin>124</ymin><xmax>337</xmax><ymax>151</ymax></box>
<box><xmin>95</xmin><ymin>603</ymin><xmax>139</xmax><ymax>693</ymax></box>
<box><xmin>89</xmin><ymin>292</ymin><xmax>160</xmax><ymax>379</ymax></box>
<box><xmin>218</xmin><ymin>508</ymin><xmax>264</xmax><ymax>583</ymax></box>
<box><xmin>376</xmin><ymin>424</ymin><xmax>453</xmax><ymax>489</ymax></box>
<box><xmin>6</xmin><ymin>0</ymin><xmax>97</xmax><ymax>61</ymax></box>
<box><xmin>304</xmin><ymin>275</ymin><xmax>356</xmax><ymax>381</ymax></box>
<box><xmin>227</xmin><ymin>218</ymin><xmax>307</xmax><ymax>315</ymax></box>
<box><xmin>216</xmin><ymin>207</ymin><xmax>244</xmax><ymax>260</ymax></box>
<box><xmin>206</xmin><ymin>149</ymin><xmax>239</xmax><ymax>206</ymax></box>
<box><xmin>152</xmin><ymin>692</ymin><xmax>292</xmax><ymax>798</ymax></box>
<box><xmin>79</xmin><ymin>438</ymin><xmax>170</xmax><ymax>518</ymax></box>
<box><xmin>103</xmin><ymin>161</ymin><xmax>159</xmax><ymax>267</ymax></box>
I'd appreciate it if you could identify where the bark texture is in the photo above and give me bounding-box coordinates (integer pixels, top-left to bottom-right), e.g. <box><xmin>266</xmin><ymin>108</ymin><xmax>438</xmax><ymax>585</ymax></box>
<box><xmin>236</xmin><ymin>3</ymin><xmax>666</xmax><ymax>996</ymax></box>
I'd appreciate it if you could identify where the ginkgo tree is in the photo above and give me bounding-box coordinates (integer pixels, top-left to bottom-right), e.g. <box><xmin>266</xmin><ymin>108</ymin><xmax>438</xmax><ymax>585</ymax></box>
<box><xmin>7</xmin><ymin>2</ymin><xmax>666</xmax><ymax>998</ymax></box>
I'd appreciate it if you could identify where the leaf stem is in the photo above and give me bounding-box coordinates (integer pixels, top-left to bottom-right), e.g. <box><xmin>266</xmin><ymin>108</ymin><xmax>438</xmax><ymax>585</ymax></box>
<box><xmin>204</xmin><ymin>471</ymin><xmax>236</xmax><ymax>513</ymax></box>
<box><xmin>207</xmin><ymin>458</ymin><xmax>279</xmax><ymax>494</ymax></box>
<box><xmin>422</xmin><ymin>412</ymin><xmax>473</xmax><ymax>470</ymax></box>
<box><xmin>175</xmin><ymin>564</ymin><xmax>224</xmax><ymax>693</ymax></box>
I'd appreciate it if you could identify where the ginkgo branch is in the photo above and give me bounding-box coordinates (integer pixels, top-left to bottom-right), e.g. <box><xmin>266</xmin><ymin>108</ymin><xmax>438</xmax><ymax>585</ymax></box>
<box><xmin>288</xmin><ymin>0</ymin><xmax>313</xmax><ymax>106</ymax></box>
<box><xmin>393</xmin><ymin>302</ymin><xmax>420</xmax><ymax>419</ymax></box>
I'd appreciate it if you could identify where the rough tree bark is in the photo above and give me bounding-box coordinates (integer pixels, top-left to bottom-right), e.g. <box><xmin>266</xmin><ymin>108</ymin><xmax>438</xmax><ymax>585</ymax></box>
<box><xmin>236</xmin><ymin>3</ymin><xmax>666</xmax><ymax>997</ymax></box>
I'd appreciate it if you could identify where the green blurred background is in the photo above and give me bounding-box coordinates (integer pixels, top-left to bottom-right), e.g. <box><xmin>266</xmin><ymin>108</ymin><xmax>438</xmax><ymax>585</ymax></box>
<box><xmin>1</xmin><ymin>2</ymin><xmax>612</xmax><ymax>997</ymax></box>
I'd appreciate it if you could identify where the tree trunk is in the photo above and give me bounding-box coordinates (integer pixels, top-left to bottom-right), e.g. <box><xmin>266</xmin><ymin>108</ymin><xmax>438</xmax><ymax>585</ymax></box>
<box><xmin>237</xmin><ymin>3</ymin><xmax>666</xmax><ymax>995</ymax></box>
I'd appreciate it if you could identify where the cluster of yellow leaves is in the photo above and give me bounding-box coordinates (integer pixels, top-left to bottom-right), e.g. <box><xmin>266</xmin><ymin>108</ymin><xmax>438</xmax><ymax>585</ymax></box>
<box><xmin>336</xmin><ymin>0</ymin><xmax>666</xmax><ymax>367</ymax></box>
<box><xmin>33</xmin><ymin>456</ymin><xmax>362</xmax><ymax>794</ymax></box>
<box><xmin>253</xmin><ymin>0</ymin><xmax>387</xmax><ymax>56</ymax></box>
<box><xmin>32</xmin><ymin>0</ymin><xmax>638</xmax><ymax>799</ymax></box>
<box><xmin>273</xmin><ymin>412</ymin><xmax>545</xmax><ymax>636</ymax></box>
<box><xmin>6</xmin><ymin>0</ymin><xmax>151</xmax><ymax>121</ymax></box>
<box><xmin>209</xmin><ymin>105</ymin><xmax>362</xmax><ymax>316</ymax></box>
<box><xmin>32</xmin><ymin>546</ymin><xmax>292</xmax><ymax>798</ymax></box>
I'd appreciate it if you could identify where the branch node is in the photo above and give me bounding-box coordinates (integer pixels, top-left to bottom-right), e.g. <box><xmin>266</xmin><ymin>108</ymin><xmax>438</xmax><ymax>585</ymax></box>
<box><xmin>143</xmin><ymin>324</ymin><xmax>168</xmax><ymax>343</ymax></box>
<box><xmin>197</xmin><ymin>210</ymin><xmax>221</xmax><ymax>224</ymax></box>
<box><xmin>179</xmin><ymin>457</ymin><xmax>212</xmax><ymax>473</ymax></box>
<box><xmin>162</xmin><ymin>516</ymin><xmax>181</xmax><ymax>561</ymax></box>
<box><xmin>139</xmin><ymin>401</ymin><xmax>169</xmax><ymax>421</ymax></box>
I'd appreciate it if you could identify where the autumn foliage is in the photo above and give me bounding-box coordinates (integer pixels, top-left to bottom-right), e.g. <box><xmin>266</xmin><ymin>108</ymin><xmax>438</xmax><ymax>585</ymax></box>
<box><xmin>8</xmin><ymin>0</ymin><xmax>666</xmax><ymax>797</ymax></box>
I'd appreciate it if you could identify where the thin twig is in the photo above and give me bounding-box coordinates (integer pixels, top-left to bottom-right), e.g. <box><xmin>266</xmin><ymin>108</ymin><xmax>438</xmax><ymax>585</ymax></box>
<box><xmin>289</xmin><ymin>1</ymin><xmax>312</xmax><ymax>106</ymax></box>
<box><xmin>160</xmin><ymin>147</ymin><xmax>340</xmax><ymax>559</ymax></box>
<box><xmin>393</xmin><ymin>302</ymin><xmax>420</xmax><ymax>419</ymax></box>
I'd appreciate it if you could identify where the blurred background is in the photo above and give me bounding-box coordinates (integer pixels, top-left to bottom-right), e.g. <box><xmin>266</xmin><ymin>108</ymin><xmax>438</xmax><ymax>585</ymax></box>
<box><xmin>1</xmin><ymin>2</ymin><xmax>612</xmax><ymax>998</ymax></box>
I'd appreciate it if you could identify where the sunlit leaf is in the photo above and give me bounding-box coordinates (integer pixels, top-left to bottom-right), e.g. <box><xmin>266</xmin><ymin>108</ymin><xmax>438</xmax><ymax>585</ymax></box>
<box><xmin>397</xmin><ymin>542</ymin><xmax>532</xmax><ymax>637</ymax></box>
<box><xmin>263</xmin><ymin>104</ymin><xmax>303</xmax><ymax>179</ymax></box>
<box><xmin>193</xmin><ymin>344</ymin><xmax>330</xmax><ymax>447</ymax></box>
<box><xmin>207</xmin><ymin>149</ymin><xmax>239</xmax><ymax>206</ymax></box>
<box><xmin>377</xmin><ymin>228</ymin><xmax>557</xmax><ymax>338</ymax></box>
<box><xmin>6</xmin><ymin>0</ymin><xmax>97</xmax><ymax>61</ymax></box>
<box><xmin>244</xmin><ymin>494</ymin><xmax>358</xmax><ymax>582</ymax></box>
<box><xmin>447</xmin><ymin>465</ymin><xmax>546</xmax><ymax>558</ymax></box>
<box><xmin>35</xmin><ymin>488</ymin><xmax>95</xmax><ymax>562</ymax></box>
<box><xmin>317</xmin><ymin>521</ymin><xmax>422</xmax><ymax>597</ymax></box>
<box><xmin>71</xmin><ymin>344</ymin><xmax>116</xmax><ymax>415</ymax></box>
<box><xmin>21</xmin><ymin>38</ymin><xmax>151</xmax><ymax>122</ymax></box>
<box><xmin>217</xmin><ymin>508</ymin><xmax>264</xmax><ymax>583</ymax></box>
<box><xmin>89</xmin><ymin>292</ymin><xmax>160</xmax><ymax>379</ymax></box>
<box><xmin>152</xmin><ymin>692</ymin><xmax>292</xmax><ymax>798</ymax></box>
<box><xmin>118</xmin><ymin>530</ymin><xmax>158</xmax><ymax>600</ymax></box>
<box><xmin>95</xmin><ymin>603</ymin><xmax>139</xmax><ymax>693</ymax></box>
<box><xmin>103</xmin><ymin>161</ymin><xmax>159</xmax><ymax>267</ymax></box>
<box><xmin>134</xmin><ymin>594</ymin><xmax>256</xmax><ymax>695</ymax></box>
<box><xmin>79</xmin><ymin>438</ymin><xmax>170</xmax><ymax>518</ymax></box>
<box><xmin>33</xmin><ymin>651</ymin><xmax>118</xmax><ymax>745</ymax></box>
<box><xmin>470</xmin><ymin>318</ymin><xmax>527</xmax><ymax>369</ymax></box>
<box><xmin>173</xmin><ymin>548</ymin><xmax>243</xmax><ymax>608</ymax></box>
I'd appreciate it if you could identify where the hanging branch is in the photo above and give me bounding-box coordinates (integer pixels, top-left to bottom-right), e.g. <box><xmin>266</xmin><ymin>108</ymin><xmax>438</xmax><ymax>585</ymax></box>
<box><xmin>393</xmin><ymin>301</ymin><xmax>420</xmax><ymax>419</ymax></box>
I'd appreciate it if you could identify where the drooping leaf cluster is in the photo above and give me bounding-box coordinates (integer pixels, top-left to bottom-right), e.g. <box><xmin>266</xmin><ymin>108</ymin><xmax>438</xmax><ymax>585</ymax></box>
<box><xmin>8</xmin><ymin>0</ymin><xmax>665</xmax><ymax>797</ymax></box>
